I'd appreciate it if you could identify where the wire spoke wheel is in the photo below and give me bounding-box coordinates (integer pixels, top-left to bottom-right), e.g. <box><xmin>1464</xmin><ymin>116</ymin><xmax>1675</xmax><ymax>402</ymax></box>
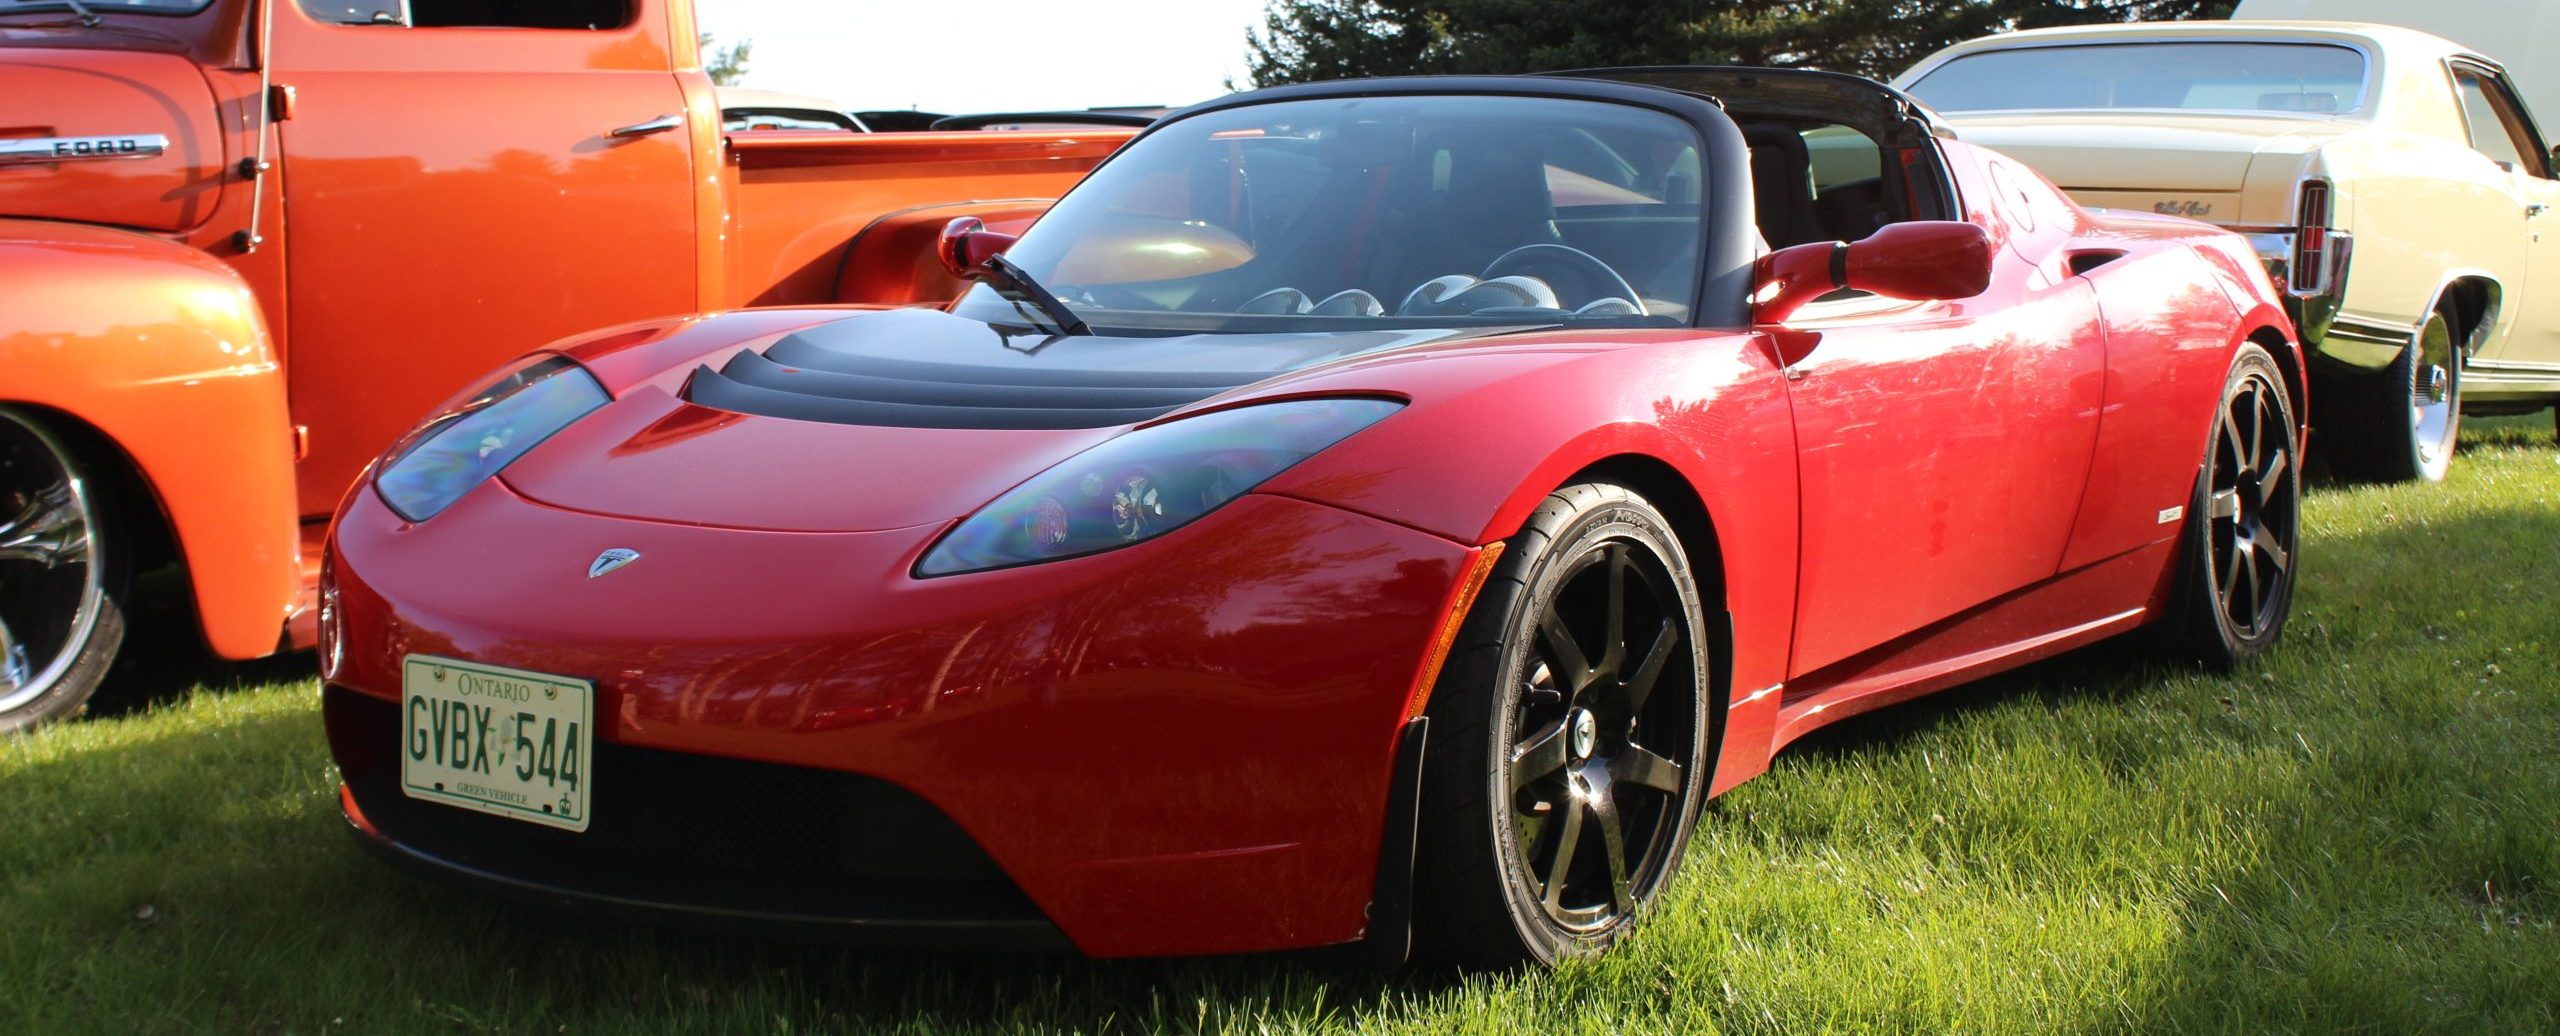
<box><xmin>0</xmin><ymin>410</ymin><xmax>107</xmax><ymax>717</ymax></box>
<box><xmin>1502</xmin><ymin>539</ymin><xmax>1697</xmax><ymax>934</ymax></box>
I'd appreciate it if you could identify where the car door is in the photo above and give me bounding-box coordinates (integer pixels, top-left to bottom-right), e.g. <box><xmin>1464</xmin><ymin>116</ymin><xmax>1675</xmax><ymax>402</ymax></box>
<box><xmin>2449</xmin><ymin>62</ymin><xmax>2560</xmax><ymax>367</ymax></box>
<box><xmin>270</xmin><ymin>0</ymin><xmax>701</xmax><ymax>516</ymax></box>
<box><xmin>1778</xmin><ymin>149</ymin><xmax>2106</xmax><ymax>679</ymax></box>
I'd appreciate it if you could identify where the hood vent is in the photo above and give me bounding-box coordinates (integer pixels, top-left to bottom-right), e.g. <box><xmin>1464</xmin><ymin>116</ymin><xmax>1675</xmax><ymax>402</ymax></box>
<box><xmin>680</xmin><ymin>307</ymin><xmax>1495</xmax><ymax>430</ymax></box>
<box><xmin>685</xmin><ymin>331</ymin><xmax>1260</xmax><ymax>430</ymax></box>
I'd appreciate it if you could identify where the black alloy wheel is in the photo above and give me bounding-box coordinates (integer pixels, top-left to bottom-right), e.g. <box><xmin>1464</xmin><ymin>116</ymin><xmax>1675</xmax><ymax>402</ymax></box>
<box><xmin>2171</xmin><ymin>345</ymin><xmax>2301</xmax><ymax>666</ymax></box>
<box><xmin>1414</xmin><ymin>482</ymin><xmax>1711</xmax><ymax>967</ymax></box>
<box><xmin>0</xmin><ymin>408</ymin><xmax>127</xmax><ymax>733</ymax></box>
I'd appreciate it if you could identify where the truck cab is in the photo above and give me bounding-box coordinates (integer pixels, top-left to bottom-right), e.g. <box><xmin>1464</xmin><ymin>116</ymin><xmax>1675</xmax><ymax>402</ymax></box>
<box><xmin>0</xmin><ymin>0</ymin><xmax>1128</xmax><ymax>728</ymax></box>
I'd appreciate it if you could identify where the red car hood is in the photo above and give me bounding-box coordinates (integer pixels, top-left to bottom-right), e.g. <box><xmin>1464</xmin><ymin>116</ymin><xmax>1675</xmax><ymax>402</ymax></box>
<box><xmin>501</xmin><ymin>308</ymin><xmax>1517</xmax><ymax>532</ymax></box>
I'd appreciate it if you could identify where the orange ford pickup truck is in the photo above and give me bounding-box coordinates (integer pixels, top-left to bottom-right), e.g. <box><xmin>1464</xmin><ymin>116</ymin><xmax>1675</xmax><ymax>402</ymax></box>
<box><xmin>0</xmin><ymin>0</ymin><xmax>1130</xmax><ymax>728</ymax></box>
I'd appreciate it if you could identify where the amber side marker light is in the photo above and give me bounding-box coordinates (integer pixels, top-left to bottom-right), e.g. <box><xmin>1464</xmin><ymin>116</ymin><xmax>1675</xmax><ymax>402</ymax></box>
<box><xmin>1401</xmin><ymin>541</ymin><xmax>1509</xmax><ymax>722</ymax></box>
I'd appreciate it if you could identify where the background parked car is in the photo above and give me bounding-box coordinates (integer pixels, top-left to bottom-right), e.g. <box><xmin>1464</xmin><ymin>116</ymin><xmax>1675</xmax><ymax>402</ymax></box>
<box><xmin>2231</xmin><ymin>0</ymin><xmax>2560</xmax><ymax>125</ymax></box>
<box><xmin>716</xmin><ymin>87</ymin><xmax>871</xmax><ymax>132</ymax></box>
<box><xmin>1898</xmin><ymin>21</ymin><xmax>2560</xmax><ymax>483</ymax></box>
<box><xmin>0</xmin><ymin>0</ymin><xmax>1128</xmax><ymax>731</ymax></box>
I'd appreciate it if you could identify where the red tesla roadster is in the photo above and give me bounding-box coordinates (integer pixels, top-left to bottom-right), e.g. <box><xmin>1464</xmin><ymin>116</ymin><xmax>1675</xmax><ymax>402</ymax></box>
<box><xmin>320</xmin><ymin>68</ymin><xmax>2305</xmax><ymax>967</ymax></box>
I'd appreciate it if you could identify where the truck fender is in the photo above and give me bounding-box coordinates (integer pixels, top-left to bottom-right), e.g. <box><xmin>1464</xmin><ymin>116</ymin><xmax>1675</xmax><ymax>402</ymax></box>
<box><xmin>0</xmin><ymin>220</ymin><xmax>300</xmax><ymax>661</ymax></box>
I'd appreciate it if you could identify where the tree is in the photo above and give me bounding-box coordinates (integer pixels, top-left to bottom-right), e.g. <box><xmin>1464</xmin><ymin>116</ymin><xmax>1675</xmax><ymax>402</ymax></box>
<box><xmin>700</xmin><ymin>32</ymin><xmax>753</xmax><ymax>87</ymax></box>
<box><xmin>1245</xmin><ymin>0</ymin><xmax>2236</xmax><ymax>86</ymax></box>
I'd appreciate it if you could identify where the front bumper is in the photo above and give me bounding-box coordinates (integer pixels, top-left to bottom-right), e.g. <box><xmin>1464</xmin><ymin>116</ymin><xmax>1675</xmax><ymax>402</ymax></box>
<box><xmin>322</xmin><ymin>478</ymin><xmax>1472</xmax><ymax>958</ymax></box>
<box><xmin>331</xmin><ymin>687</ymin><xmax>1073</xmax><ymax>951</ymax></box>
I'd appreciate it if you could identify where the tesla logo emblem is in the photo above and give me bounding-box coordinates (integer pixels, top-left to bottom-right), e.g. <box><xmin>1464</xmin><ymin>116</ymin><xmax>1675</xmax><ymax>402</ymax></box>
<box><xmin>588</xmin><ymin>548</ymin><xmax>641</xmax><ymax>578</ymax></box>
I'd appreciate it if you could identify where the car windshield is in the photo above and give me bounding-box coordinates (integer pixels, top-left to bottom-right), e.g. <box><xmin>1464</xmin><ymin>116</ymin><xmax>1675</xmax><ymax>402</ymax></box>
<box><xmin>950</xmin><ymin>94</ymin><xmax>1708</xmax><ymax>334</ymax></box>
<box><xmin>0</xmin><ymin>0</ymin><xmax>209</xmax><ymax>12</ymax></box>
<box><xmin>1909</xmin><ymin>42</ymin><xmax>2369</xmax><ymax>116</ymax></box>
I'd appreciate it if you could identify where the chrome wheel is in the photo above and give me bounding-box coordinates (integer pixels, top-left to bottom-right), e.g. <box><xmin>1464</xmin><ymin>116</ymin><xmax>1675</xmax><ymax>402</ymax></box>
<box><xmin>2204</xmin><ymin>367</ymin><xmax>2299</xmax><ymax>642</ymax></box>
<box><xmin>0</xmin><ymin>411</ymin><xmax>106</xmax><ymax>718</ymax></box>
<box><xmin>1500</xmin><ymin>539</ymin><xmax>1698</xmax><ymax>934</ymax></box>
<box><xmin>2409</xmin><ymin>313</ymin><xmax>2461</xmax><ymax>478</ymax></box>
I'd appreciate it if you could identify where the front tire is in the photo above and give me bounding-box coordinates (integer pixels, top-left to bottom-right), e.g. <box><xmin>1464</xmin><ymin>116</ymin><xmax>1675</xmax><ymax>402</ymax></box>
<box><xmin>0</xmin><ymin>409</ymin><xmax>128</xmax><ymax>733</ymax></box>
<box><xmin>1413</xmin><ymin>482</ymin><xmax>1712</xmax><ymax>968</ymax></box>
<box><xmin>2321</xmin><ymin>308</ymin><xmax>2463</xmax><ymax>483</ymax></box>
<box><xmin>2168</xmin><ymin>345</ymin><xmax>2302</xmax><ymax>668</ymax></box>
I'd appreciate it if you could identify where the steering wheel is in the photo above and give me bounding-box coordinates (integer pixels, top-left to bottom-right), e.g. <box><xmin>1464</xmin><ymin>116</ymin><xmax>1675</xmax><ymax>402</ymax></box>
<box><xmin>1479</xmin><ymin>244</ymin><xmax>1646</xmax><ymax>315</ymax></box>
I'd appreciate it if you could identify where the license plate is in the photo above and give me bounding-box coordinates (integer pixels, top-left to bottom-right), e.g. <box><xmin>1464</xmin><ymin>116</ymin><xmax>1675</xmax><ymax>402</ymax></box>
<box><xmin>400</xmin><ymin>655</ymin><xmax>593</xmax><ymax>832</ymax></box>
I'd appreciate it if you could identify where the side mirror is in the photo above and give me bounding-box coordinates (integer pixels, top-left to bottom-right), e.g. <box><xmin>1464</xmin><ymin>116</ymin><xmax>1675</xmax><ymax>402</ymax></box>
<box><xmin>935</xmin><ymin>216</ymin><xmax>1019</xmax><ymax>282</ymax></box>
<box><xmin>1751</xmin><ymin>221</ymin><xmax>1995</xmax><ymax>324</ymax></box>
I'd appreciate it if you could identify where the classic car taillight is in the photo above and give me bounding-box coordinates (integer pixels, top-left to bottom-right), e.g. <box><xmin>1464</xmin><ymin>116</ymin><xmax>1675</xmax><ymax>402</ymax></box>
<box><xmin>2292</xmin><ymin>179</ymin><xmax>2333</xmax><ymax>292</ymax></box>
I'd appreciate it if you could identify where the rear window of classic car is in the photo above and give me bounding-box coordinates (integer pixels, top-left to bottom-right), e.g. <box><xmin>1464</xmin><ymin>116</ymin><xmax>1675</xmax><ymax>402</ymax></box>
<box><xmin>1909</xmin><ymin>42</ymin><xmax>2368</xmax><ymax>115</ymax></box>
<box><xmin>953</xmin><ymin>94</ymin><xmax>1707</xmax><ymax>333</ymax></box>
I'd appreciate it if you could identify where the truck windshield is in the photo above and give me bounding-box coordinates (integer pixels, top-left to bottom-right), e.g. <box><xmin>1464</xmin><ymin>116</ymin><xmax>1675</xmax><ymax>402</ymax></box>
<box><xmin>950</xmin><ymin>93</ymin><xmax>1708</xmax><ymax>335</ymax></box>
<box><xmin>1910</xmin><ymin>42</ymin><xmax>2369</xmax><ymax>116</ymax></box>
<box><xmin>0</xmin><ymin>0</ymin><xmax>210</xmax><ymax>13</ymax></box>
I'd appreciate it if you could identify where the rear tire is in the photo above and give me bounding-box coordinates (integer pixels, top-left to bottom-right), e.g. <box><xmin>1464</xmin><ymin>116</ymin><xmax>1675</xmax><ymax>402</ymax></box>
<box><xmin>2167</xmin><ymin>345</ymin><xmax>2302</xmax><ymax>668</ymax></box>
<box><xmin>1412</xmin><ymin>482</ymin><xmax>1712</xmax><ymax>969</ymax></box>
<box><xmin>2320</xmin><ymin>308</ymin><xmax>2463</xmax><ymax>483</ymax></box>
<box><xmin>0</xmin><ymin>409</ymin><xmax>129</xmax><ymax>733</ymax></box>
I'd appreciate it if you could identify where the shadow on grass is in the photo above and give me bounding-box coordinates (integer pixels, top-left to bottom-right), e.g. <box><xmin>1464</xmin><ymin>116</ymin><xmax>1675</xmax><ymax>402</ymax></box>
<box><xmin>1754</xmin><ymin>487</ymin><xmax>2560</xmax><ymax>1032</ymax></box>
<box><xmin>78</xmin><ymin>566</ymin><xmax>318</xmax><ymax>722</ymax></box>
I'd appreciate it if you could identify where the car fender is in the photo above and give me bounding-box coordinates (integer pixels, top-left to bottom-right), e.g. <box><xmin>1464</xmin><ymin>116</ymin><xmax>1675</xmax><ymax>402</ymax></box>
<box><xmin>1253</xmin><ymin>332</ymin><xmax>1803</xmax><ymax>790</ymax></box>
<box><xmin>0</xmin><ymin>220</ymin><xmax>299</xmax><ymax>660</ymax></box>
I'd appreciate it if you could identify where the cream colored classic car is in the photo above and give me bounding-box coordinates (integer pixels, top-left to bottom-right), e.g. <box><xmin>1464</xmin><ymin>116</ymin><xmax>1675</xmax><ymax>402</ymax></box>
<box><xmin>1897</xmin><ymin>21</ymin><xmax>2560</xmax><ymax>482</ymax></box>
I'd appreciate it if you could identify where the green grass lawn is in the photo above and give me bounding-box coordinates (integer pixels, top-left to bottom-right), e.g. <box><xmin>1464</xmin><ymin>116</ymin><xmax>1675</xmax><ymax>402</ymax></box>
<box><xmin>7</xmin><ymin>420</ymin><xmax>2558</xmax><ymax>1035</ymax></box>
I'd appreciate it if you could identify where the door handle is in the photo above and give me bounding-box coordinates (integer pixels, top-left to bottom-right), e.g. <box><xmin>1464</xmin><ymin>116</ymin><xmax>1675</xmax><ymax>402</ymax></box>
<box><xmin>2530</xmin><ymin>203</ymin><xmax>2551</xmax><ymax>219</ymax></box>
<box><xmin>608</xmin><ymin>113</ymin><xmax>684</xmax><ymax>138</ymax></box>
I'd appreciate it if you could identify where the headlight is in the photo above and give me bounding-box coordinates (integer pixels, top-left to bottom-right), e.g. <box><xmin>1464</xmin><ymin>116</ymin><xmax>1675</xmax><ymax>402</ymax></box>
<box><xmin>917</xmin><ymin>397</ymin><xmax>1402</xmax><ymax>576</ymax></box>
<box><xmin>372</xmin><ymin>354</ymin><xmax>609</xmax><ymax>522</ymax></box>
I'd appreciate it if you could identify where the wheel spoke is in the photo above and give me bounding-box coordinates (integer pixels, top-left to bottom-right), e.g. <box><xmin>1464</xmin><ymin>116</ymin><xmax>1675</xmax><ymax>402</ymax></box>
<box><xmin>2208</xmin><ymin>488</ymin><xmax>2241</xmax><ymax>521</ymax></box>
<box><xmin>2236</xmin><ymin>386</ymin><xmax>2263</xmax><ymax>476</ymax></box>
<box><xmin>2257</xmin><ymin>533</ymin><xmax>2290</xmax><ymax>574</ymax></box>
<box><xmin>1510</xmin><ymin>720</ymin><xmax>1570</xmax><ymax>791</ymax></box>
<box><xmin>2238</xmin><ymin>546</ymin><xmax>2264</xmax><ymax>622</ymax></box>
<box><xmin>1600</xmin><ymin>545</ymin><xmax>1628</xmax><ymax>677</ymax></box>
<box><xmin>2257</xmin><ymin>451</ymin><xmax>2289</xmax><ymax>506</ymax></box>
<box><xmin>1623</xmin><ymin>617</ymin><xmax>1680</xmax><ymax>713</ymax></box>
<box><xmin>1594</xmin><ymin>796</ymin><xmax>1635</xmax><ymax>914</ymax></box>
<box><xmin>2218</xmin><ymin>544</ymin><xmax>2244</xmax><ymax>604</ymax></box>
<box><xmin>0</xmin><ymin>484</ymin><xmax>89</xmax><ymax>568</ymax></box>
<box><xmin>0</xmin><ymin>614</ymin><xmax>23</xmax><ymax>694</ymax></box>
<box><xmin>2219</xmin><ymin>407</ymin><xmax>2246</xmax><ymax>473</ymax></box>
<box><xmin>1538</xmin><ymin>608</ymin><xmax>1594</xmax><ymax>692</ymax></box>
<box><xmin>1539</xmin><ymin>798</ymin><xmax>1584</xmax><ymax>913</ymax></box>
<box><xmin>1609</xmin><ymin>743</ymin><xmax>1685</xmax><ymax>795</ymax></box>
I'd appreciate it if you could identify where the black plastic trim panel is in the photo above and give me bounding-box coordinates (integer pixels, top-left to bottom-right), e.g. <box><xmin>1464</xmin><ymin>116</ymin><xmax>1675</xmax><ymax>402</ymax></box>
<box><xmin>325</xmin><ymin>686</ymin><xmax>1070</xmax><ymax>951</ymax></box>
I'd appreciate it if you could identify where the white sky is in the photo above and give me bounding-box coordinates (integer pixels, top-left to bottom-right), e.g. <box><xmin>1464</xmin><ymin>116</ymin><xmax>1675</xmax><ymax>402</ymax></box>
<box><xmin>695</xmin><ymin>0</ymin><xmax>1273</xmax><ymax>115</ymax></box>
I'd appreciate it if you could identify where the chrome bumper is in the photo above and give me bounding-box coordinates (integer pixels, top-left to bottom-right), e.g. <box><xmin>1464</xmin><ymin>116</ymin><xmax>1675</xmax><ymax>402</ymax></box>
<box><xmin>2240</xmin><ymin>228</ymin><xmax>2392</xmax><ymax>369</ymax></box>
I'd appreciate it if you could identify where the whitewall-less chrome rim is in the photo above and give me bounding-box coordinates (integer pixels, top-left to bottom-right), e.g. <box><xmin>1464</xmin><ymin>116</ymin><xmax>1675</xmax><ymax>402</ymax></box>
<box><xmin>0</xmin><ymin>410</ymin><xmax>105</xmax><ymax>716</ymax></box>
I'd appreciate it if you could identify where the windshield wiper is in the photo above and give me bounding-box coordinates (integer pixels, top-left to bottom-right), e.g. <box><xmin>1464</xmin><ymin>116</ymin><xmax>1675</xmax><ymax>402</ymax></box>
<box><xmin>3</xmin><ymin>0</ymin><xmax>105</xmax><ymax>26</ymax></box>
<box><xmin>976</xmin><ymin>254</ymin><xmax>1092</xmax><ymax>336</ymax></box>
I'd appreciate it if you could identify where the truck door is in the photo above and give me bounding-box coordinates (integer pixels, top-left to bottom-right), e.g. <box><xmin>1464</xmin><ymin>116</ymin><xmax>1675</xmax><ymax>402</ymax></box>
<box><xmin>269</xmin><ymin>0</ymin><xmax>699</xmax><ymax>515</ymax></box>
